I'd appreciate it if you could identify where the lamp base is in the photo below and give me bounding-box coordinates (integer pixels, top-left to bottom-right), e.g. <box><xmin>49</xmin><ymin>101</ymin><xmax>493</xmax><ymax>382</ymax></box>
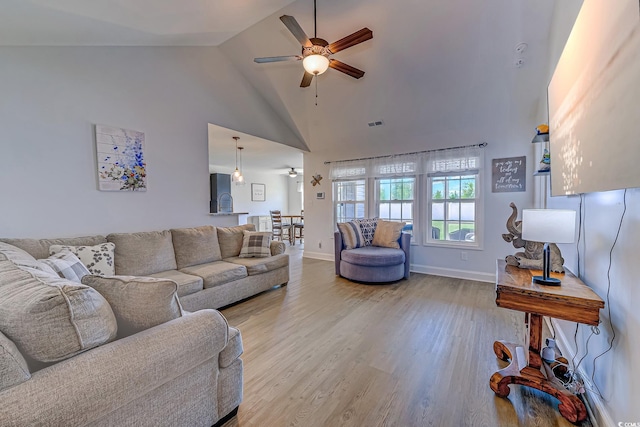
<box><xmin>532</xmin><ymin>276</ymin><xmax>561</xmax><ymax>286</ymax></box>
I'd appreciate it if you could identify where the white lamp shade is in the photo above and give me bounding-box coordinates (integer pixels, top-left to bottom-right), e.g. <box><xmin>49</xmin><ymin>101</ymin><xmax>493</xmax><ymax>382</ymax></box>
<box><xmin>522</xmin><ymin>209</ymin><xmax>576</xmax><ymax>243</ymax></box>
<box><xmin>303</xmin><ymin>54</ymin><xmax>330</xmax><ymax>75</ymax></box>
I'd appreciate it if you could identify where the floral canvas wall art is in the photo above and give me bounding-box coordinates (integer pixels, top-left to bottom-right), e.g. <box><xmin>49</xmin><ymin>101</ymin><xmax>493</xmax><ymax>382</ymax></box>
<box><xmin>96</xmin><ymin>125</ymin><xmax>147</xmax><ymax>191</ymax></box>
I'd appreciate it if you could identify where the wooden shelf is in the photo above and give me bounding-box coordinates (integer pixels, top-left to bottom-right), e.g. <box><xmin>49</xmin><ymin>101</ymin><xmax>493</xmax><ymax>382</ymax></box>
<box><xmin>533</xmin><ymin>170</ymin><xmax>550</xmax><ymax>176</ymax></box>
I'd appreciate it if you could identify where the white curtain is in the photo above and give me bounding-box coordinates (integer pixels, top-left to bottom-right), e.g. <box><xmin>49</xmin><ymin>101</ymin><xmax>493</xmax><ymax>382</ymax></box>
<box><xmin>329</xmin><ymin>145</ymin><xmax>484</xmax><ymax>180</ymax></box>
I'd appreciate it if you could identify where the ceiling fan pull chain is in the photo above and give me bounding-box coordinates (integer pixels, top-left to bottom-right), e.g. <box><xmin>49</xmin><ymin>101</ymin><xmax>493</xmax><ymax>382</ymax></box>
<box><xmin>315</xmin><ymin>78</ymin><xmax>318</xmax><ymax>106</ymax></box>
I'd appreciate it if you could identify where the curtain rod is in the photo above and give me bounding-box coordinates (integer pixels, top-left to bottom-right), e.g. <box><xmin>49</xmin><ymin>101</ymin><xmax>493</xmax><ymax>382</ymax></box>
<box><xmin>323</xmin><ymin>142</ymin><xmax>487</xmax><ymax>165</ymax></box>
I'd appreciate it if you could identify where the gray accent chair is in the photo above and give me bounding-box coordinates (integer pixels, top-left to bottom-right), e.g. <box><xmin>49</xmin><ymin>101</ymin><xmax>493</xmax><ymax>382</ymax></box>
<box><xmin>334</xmin><ymin>231</ymin><xmax>411</xmax><ymax>283</ymax></box>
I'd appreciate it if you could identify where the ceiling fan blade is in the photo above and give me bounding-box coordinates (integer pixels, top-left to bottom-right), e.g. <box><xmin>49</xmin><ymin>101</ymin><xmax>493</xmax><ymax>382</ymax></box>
<box><xmin>280</xmin><ymin>15</ymin><xmax>312</xmax><ymax>48</ymax></box>
<box><xmin>254</xmin><ymin>55</ymin><xmax>302</xmax><ymax>63</ymax></box>
<box><xmin>300</xmin><ymin>72</ymin><xmax>314</xmax><ymax>87</ymax></box>
<box><xmin>329</xmin><ymin>59</ymin><xmax>365</xmax><ymax>79</ymax></box>
<box><xmin>328</xmin><ymin>28</ymin><xmax>373</xmax><ymax>54</ymax></box>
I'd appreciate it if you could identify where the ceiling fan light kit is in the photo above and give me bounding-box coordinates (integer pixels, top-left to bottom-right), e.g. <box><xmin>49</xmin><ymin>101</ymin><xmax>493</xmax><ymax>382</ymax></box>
<box><xmin>289</xmin><ymin>168</ymin><xmax>298</xmax><ymax>177</ymax></box>
<box><xmin>254</xmin><ymin>0</ymin><xmax>372</xmax><ymax>88</ymax></box>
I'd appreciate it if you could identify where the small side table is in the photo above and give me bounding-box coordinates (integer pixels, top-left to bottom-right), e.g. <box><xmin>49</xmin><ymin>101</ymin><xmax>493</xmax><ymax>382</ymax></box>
<box><xmin>490</xmin><ymin>259</ymin><xmax>604</xmax><ymax>423</ymax></box>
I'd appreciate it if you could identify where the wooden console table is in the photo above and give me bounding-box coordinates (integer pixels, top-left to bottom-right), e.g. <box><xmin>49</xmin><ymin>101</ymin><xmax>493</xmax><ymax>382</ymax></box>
<box><xmin>490</xmin><ymin>259</ymin><xmax>604</xmax><ymax>423</ymax></box>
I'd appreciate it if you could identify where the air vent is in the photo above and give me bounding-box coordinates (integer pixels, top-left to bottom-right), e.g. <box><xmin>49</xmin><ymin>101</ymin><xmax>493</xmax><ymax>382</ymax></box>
<box><xmin>367</xmin><ymin>120</ymin><xmax>384</xmax><ymax>127</ymax></box>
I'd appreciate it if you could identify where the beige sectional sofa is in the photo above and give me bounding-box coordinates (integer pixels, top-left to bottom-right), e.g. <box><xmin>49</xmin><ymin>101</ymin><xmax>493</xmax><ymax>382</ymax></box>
<box><xmin>0</xmin><ymin>224</ymin><xmax>289</xmax><ymax>426</ymax></box>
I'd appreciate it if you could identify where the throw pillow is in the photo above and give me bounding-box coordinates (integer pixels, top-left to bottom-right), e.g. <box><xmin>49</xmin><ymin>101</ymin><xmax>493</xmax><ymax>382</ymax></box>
<box><xmin>170</xmin><ymin>226</ymin><xmax>222</xmax><ymax>269</ymax></box>
<box><xmin>49</xmin><ymin>243</ymin><xmax>115</xmax><ymax>276</ymax></box>
<box><xmin>356</xmin><ymin>218</ymin><xmax>379</xmax><ymax>246</ymax></box>
<box><xmin>239</xmin><ymin>231</ymin><xmax>272</xmax><ymax>258</ymax></box>
<box><xmin>0</xmin><ymin>242</ymin><xmax>57</xmax><ymax>278</ymax></box>
<box><xmin>0</xmin><ymin>258</ymin><xmax>117</xmax><ymax>364</ymax></box>
<box><xmin>217</xmin><ymin>224</ymin><xmax>256</xmax><ymax>259</ymax></box>
<box><xmin>371</xmin><ymin>220</ymin><xmax>406</xmax><ymax>249</ymax></box>
<box><xmin>39</xmin><ymin>250</ymin><xmax>90</xmax><ymax>283</ymax></box>
<box><xmin>81</xmin><ymin>275</ymin><xmax>183</xmax><ymax>339</ymax></box>
<box><xmin>337</xmin><ymin>221</ymin><xmax>365</xmax><ymax>250</ymax></box>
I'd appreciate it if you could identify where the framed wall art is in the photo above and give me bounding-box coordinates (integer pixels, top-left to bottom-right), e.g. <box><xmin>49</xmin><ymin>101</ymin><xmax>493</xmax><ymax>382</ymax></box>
<box><xmin>96</xmin><ymin>125</ymin><xmax>147</xmax><ymax>191</ymax></box>
<box><xmin>251</xmin><ymin>183</ymin><xmax>266</xmax><ymax>201</ymax></box>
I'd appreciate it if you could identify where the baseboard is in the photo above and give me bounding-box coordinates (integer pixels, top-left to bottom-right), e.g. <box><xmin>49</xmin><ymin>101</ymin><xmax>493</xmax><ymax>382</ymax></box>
<box><xmin>302</xmin><ymin>251</ymin><xmax>334</xmax><ymax>262</ymax></box>
<box><xmin>546</xmin><ymin>318</ymin><xmax>615</xmax><ymax>427</ymax></box>
<box><xmin>410</xmin><ymin>264</ymin><xmax>495</xmax><ymax>283</ymax></box>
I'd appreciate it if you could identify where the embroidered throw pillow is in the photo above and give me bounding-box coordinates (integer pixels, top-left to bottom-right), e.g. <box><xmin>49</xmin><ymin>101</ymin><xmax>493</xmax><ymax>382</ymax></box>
<box><xmin>239</xmin><ymin>231</ymin><xmax>272</xmax><ymax>258</ymax></box>
<box><xmin>337</xmin><ymin>221</ymin><xmax>365</xmax><ymax>250</ymax></box>
<box><xmin>372</xmin><ymin>220</ymin><xmax>406</xmax><ymax>249</ymax></box>
<box><xmin>356</xmin><ymin>218</ymin><xmax>379</xmax><ymax>246</ymax></box>
<box><xmin>49</xmin><ymin>243</ymin><xmax>115</xmax><ymax>276</ymax></box>
<box><xmin>39</xmin><ymin>250</ymin><xmax>90</xmax><ymax>283</ymax></box>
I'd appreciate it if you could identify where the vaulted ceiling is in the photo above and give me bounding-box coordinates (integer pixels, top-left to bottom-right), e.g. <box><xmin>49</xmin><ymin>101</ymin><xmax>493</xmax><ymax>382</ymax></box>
<box><xmin>1</xmin><ymin>0</ymin><xmax>560</xmax><ymax>158</ymax></box>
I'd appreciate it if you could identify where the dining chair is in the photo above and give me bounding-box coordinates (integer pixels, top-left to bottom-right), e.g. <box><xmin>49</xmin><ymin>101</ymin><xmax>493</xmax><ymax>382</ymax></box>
<box><xmin>293</xmin><ymin>209</ymin><xmax>304</xmax><ymax>245</ymax></box>
<box><xmin>270</xmin><ymin>210</ymin><xmax>292</xmax><ymax>243</ymax></box>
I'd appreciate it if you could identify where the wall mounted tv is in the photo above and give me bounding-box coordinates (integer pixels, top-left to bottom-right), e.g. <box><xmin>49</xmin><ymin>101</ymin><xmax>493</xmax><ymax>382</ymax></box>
<box><xmin>548</xmin><ymin>0</ymin><xmax>640</xmax><ymax>196</ymax></box>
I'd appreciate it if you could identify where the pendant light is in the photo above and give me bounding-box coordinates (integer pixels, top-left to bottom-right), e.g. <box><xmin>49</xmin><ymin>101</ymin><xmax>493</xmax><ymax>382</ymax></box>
<box><xmin>236</xmin><ymin>146</ymin><xmax>245</xmax><ymax>185</ymax></box>
<box><xmin>231</xmin><ymin>136</ymin><xmax>244</xmax><ymax>184</ymax></box>
<box><xmin>288</xmin><ymin>167</ymin><xmax>298</xmax><ymax>178</ymax></box>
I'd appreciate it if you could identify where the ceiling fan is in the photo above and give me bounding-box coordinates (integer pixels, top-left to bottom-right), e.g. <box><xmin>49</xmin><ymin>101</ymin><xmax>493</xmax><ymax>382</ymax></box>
<box><xmin>254</xmin><ymin>0</ymin><xmax>373</xmax><ymax>87</ymax></box>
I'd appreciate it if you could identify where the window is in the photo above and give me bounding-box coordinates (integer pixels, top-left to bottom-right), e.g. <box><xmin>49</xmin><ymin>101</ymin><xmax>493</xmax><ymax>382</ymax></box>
<box><xmin>376</xmin><ymin>177</ymin><xmax>414</xmax><ymax>235</ymax></box>
<box><xmin>334</xmin><ymin>180</ymin><xmax>366</xmax><ymax>222</ymax></box>
<box><xmin>428</xmin><ymin>173</ymin><xmax>479</xmax><ymax>245</ymax></box>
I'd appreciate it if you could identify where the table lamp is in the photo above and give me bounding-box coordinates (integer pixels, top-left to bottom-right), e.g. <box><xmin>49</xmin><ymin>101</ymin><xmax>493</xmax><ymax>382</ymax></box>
<box><xmin>521</xmin><ymin>209</ymin><xmax>576</xmax><ymax>285</ymax></box>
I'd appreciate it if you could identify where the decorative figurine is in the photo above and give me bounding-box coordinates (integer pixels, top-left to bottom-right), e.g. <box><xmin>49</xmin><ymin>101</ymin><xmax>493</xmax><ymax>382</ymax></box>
<box><xmin>502</xmin><ymin>202</ymin><xmax>565</xmax><ymax>273</ymax></box>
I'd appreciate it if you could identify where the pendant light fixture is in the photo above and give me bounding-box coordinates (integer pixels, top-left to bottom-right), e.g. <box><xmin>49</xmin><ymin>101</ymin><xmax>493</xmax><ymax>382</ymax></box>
<box><xmin>231</xmin><ymin>136</ymin><xmax>244</xmax><ymax>184</ymax></box>
<box><xmin>288</xmin><ymin>167</ymin><xmax>298</xmax><ymax>178</ymax></box>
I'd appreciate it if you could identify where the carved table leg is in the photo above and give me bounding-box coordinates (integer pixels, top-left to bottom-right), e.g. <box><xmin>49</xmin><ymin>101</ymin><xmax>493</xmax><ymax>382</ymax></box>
<box><xmin>490</xmin><ymin>314</ymin><xmax>588</xmax><ymax>423</ymax></box>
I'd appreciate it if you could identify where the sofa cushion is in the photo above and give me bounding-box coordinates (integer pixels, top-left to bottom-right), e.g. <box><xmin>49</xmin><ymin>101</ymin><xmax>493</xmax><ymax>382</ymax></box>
<box><xmin>39</xmin><ymin>250</ymin><xmax>91</xmax><ymax>283</ymax></box>
<box><xmin>148</xmin><ymin>270</ymin><xmax>204</xmax><ymax>298</ymax></box>
<box><xmin>81</xmin><ymin>275</ymin><xmax>183</xmax><ymax>339</ymax></box>
<box><xmin>0</xmin><ymin>255</ymin><xmax>117</xmax><ymax>363</ymax></box>
<box><xmin>0</xmin><ymin>242</ymin><xmax>57</xmax><ymax>278</ymax></box>
<box><xmin>0</xmin><ymin>235</ymin><xmax>107</xmax><ymax>260</ymax></box>
<box><xmin>107</xmin><ymin>230</ymin><xmax>177</xmax><ymax>276</ymax></box>
<box><xmin>225</xmin><ymin>254</ymin><xmax>289</xmax><ymax>276</ymax></box>
<box><xmin>341</xmin><ymin>246</ymin><xmax>405</xmax><ymax>267</ymax></box>
<box><xmin>217</xmin><ymin>224</ymin><xmax>256</xmax><ymax>259</ymax></box>
<box><xmin>0</xmin><ymin>330</ymin><xmax>30</xmax><ymax>392</ymax></box>
<box><xmin>180</xmin><ymin>261</ymin><xmax>247</xmax><ymax>289</ymax></box>
<box><xmin>372</xmin><ymin>220</ymin><xmax>406</xmax><ymax>249</ymax></box>
<box><xmin>170</xmin><ymin>226</ymin><xmax>222</xmax><ymax>269</ymax></box>
<box><xmin>337</xmin><ymin>221</ymin><xmax>365</xmax><ymax>250</ymax></box>
<box><xmin>239</xmin><ymin>231</ymin><xmax>272</xmax><ymax>258</ymax></box>
<box><xmin>49</xmin><ymin>243</ymin><xmax>115</xmax><ymax>276</ymax></box>
<box><xmin>219</xmin><ymin>326</ymin><xmax>243</xmax><ymax>369</ymax></box>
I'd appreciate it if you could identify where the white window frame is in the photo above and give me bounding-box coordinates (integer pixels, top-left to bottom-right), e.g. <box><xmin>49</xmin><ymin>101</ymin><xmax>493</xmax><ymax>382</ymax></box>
<box><xmin>375</xmin><ymin>176</ymin><xmax>416</xmax><ymax>239</ymax></box>
<box><xmin>425</xmin><ymin>171</ymin><xmax>483</xmax><ymax>249</ymax></box>
<box><xmin>333</xmin><ymin>179</ymin><xmax>368</xmax><ymax>223</ymax></box>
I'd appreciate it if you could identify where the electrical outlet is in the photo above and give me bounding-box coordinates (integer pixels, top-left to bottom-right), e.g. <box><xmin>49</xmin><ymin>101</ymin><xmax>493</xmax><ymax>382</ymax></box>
<box><xmin>460</xmin><ymin>251</ymin><xmax>468</xmax><ymax>261</ymax></box>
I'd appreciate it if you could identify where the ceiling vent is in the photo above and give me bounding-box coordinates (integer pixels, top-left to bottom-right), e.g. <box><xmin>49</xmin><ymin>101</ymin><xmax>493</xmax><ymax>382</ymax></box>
<box><xmin>367</xmin><ymin>120</ymin><xmax>384</xmax><ymax>127</ymax></box>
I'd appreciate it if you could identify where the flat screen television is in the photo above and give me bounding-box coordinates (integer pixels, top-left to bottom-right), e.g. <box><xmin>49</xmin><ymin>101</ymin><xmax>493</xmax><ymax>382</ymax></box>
<box><xmin>548</xmin><ymin>0</ymin><xmax>640</xmax><ymax>196</ymax></box>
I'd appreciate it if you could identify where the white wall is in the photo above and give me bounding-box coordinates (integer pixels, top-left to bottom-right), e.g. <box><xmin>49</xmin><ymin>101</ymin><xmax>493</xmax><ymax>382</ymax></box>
<box><xmin>0</xmin><ymin>46</ymin><xmax>303</xmax><ymax>238</ymax></box>
<box><xmin>287</xmin><ymin>174</ymin><xmax>304</xmax><ymax>215</ymax></box>
<box><xmin>539</xmin><ymin>1</ymin><xmax>640</xmax><ymax>423</ymax></box>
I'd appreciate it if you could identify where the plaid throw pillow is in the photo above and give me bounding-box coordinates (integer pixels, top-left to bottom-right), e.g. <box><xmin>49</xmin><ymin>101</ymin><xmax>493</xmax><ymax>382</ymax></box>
<box><xmin>40</xmin><ymin>250</ymin><xmax>91</xmax><ymax>283</ymax></box>
<box><xmin>239</xmin><ymin>231</ymin><xmax>272</xmax><ymax>258</ymax></box>
<box><xmin>337</xmin><ymin>221</ymin><xmax>365</xmax><ymax>250</ymax></box>
<box><xmin>355</xmin><ymin>218</ymin><xmax>378</xmax><ymax>246</ymax></box>
<box><xmin>50</xmin><ymin>243</ymin><xmax>115</xmax><ymax>276</ymax></box>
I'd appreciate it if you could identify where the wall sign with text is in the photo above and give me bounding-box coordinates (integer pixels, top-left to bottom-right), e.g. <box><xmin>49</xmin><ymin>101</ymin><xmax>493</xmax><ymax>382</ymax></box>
<box><xmin>492</xmin><ymin>156</ymin><xmax>526</xmax><ymax>193</ymax></box>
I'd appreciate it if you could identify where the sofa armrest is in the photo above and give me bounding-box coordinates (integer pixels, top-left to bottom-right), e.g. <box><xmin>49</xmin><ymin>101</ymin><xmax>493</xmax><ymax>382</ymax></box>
<box><xmin>270</xmin><ymin>240</ymin><xmax>285</xmax><ymax>255</ymax></box>
<box><xmin>334</xmin><ymin>231</ymin><xmax>343</xmax><ymax>275</ymax></box>
<box><xmin>0</xmin><ymin>309</ymin><xmax>229</xmax><ymax>426</ymax></box>
<box><xmin>399</xmin><ymin>232</ymin><xmax>411</xmax><ymax>279</ymax></box>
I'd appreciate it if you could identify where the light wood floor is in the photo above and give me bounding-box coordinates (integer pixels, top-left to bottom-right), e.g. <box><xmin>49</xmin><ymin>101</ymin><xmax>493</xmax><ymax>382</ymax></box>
<box><xmin>220</xmin><ymin>245</ymin><xmax>592</xmax><ymax>427</ymax></box>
